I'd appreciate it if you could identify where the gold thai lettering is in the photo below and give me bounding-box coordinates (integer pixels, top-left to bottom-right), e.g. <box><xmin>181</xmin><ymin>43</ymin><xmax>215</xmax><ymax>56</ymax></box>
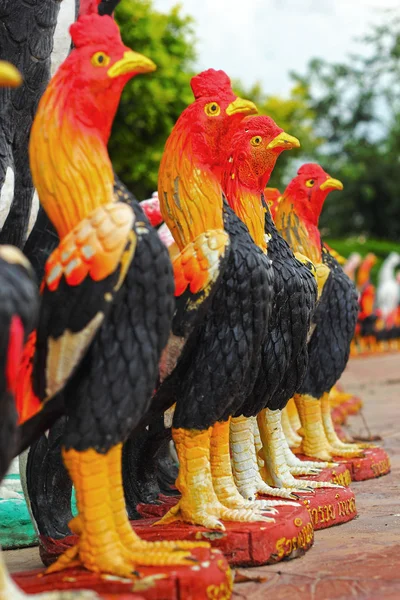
<box><xmin>370</xmin><ymin>458</ymin><xmax>390</xmax><ymax>476</ymax></box>
<box><xmin>275</xmin><ymin>522</ymin><xmax>314</xmax><ymax>558</ymax></box>
<box><xmin>337</xmin><ymin>498</ymin><xmax>357</xmax><ymax>517</ymax></box>
<box><xmin>308</xmin><ymin>498</ymin><xmax>356</xmax><ymax>526</ymax></box>
<box><xmin>331</xmin><ymin>469</ymin><xmax>352</xmax><ymax>487</ymax></box>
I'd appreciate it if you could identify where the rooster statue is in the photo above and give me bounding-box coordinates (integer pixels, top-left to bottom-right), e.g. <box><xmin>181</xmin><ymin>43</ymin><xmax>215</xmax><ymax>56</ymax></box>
<box><xmin>376</xmin><ymin>252</ymin><xmax>400</xmax><ymax>327</ymax></box>
<box><xmin>222</xmin><ymin>118</ymin><xmax>342</xmax><ymax>498</ymax></box>
<box><xmin>16</xmin><ymin>12</ymin><xmax>207</xmax><ymax>577</ymax></box>
<box><xmin>0</xmin><ymin>59</ymin><xmax>101</xmax><ymax>600</ymax></box>
<box><xmin>356</xmin><ymin>253</ymin><xmax>378</xmax><ymax>352</ymax></box>
<box><xmin>344</xmin><ymin>252</ymin><xmax>362</xmax><ymax>282</ymax></box>
<box><xmin>148</xmin><ymin>69</ymin><xmax>295</xmax><ymax>530</ymax></box>
<box><xmin>274</xmin><ymin>164</ymin><xmax>362</xmax><ymax>461</ymax></box>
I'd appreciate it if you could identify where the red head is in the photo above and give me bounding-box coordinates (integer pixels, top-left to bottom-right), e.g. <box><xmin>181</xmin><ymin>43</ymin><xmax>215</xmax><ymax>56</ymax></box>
<box><xmin>30</xmin><ymin>13</ymin><xmax>156</xmax><ymax>239</ymax></box>
<box><xmin>221</xmin><ymin>115</ymin><xmax>299</xmax><ymax>250</ymax></box>
<box><xmin>52</xmin><ymin>14</ymin><xmax>156</xmax><ymax>143</ymax></box>
<box><xmin>223</xmin><ymin>115</ymin><xmax>299</xmax><ymax>194</ymax></box>
<box><xmin>159</xmin><ymin>69</ymin><xmax>258</xmax><ymax>248</ymax></box>
<box><xmin>183</xmin><ymin>69</ymin><xmax>258</xmax><ymax>174</ymax></box>
<box><xmin>282</xmin><ymin>163</ymin><xmax>343</xmax><ymax>226</ymax></box>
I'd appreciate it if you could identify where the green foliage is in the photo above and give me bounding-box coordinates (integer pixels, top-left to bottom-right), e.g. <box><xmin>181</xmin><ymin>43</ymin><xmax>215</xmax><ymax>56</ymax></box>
<box><xmin>326</xmin><ymin>237</ymin><xmax>400</xmax><ymax>284</ymax></box>
<box><xmin>110</xmin><ymin>0</ymin><xmax>196</xmax><ymax>198</ymax></box>
<box><xmin>291</xmin><ymin>11</ymin><xmax>400</xmax><ymax>241</ymax></box>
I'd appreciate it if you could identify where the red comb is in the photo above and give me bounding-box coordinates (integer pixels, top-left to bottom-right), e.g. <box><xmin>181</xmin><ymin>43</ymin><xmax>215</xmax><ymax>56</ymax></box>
<box><xmin>70</xmin><ymin>14</ymin><xmax>122</xmax><ymax>48</ymax></box>
<box><xmin>297</xmin><ymin>163</ymin><xmax>327</xmax><ymax>178</ymax></box>
<box><xmin>79</xmin><ymin>0</ymin><xmax>101</xmax><ymax>16</ymax></box>
<box><xmin>191</xmin><ymin>69</ymin><xmax>232</xmax><ymax>99</ymax></box>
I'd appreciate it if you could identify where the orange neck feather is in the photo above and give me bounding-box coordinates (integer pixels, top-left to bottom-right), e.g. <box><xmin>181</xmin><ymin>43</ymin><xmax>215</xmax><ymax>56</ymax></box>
<box><xmin>224</xmin><ymin>175</ymin><xmax>267</xmax><ymax>251</ymax></box>
<box><xmin>274</xmin><ymin>192</ymin><xmax>322</xmax><ymax>264</ymax></box>
<box><xmin>29</xmin><ymin>73</ymin><xmax>114</xmax><ymax>240</ymax></box>
<box><xmin>357</xmin><ymin>262</ymin><xmax>374</xmax><ymax>289</ymax></box>
<box><xmin>158</xmin><ymin>117</ymin><xmax>224</xmax><ymax>250</ymax></box>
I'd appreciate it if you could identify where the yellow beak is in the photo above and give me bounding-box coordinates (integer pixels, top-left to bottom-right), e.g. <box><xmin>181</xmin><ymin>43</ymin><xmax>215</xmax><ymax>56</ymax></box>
<box><xmin>226</xmin><ymin>97</ymin><xmax>258</xmax><ymax>116</ymax></box>
<box><xmin>320</xmin><ymin>177</ymin><xmax>343</xmax><ymax>191</ymax></box>
<box><xmin>108</xmin><ymin>51</ymin><xmax>156</xmax><ymax>78</ymax></box>
<box><xmin>267</xmin><ymin>131</ymin><xmax>300</xmax><ymax>151</ymax></box>
<box><xmin>0</xmin><ymin>61</ymin><xmax>22</xmax><ymax>88</ymax></box>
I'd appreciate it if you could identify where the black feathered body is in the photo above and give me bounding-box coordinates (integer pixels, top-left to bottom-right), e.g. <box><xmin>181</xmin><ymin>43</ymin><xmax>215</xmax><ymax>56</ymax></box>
<box><xmin>155</xmin><ymin>200</ymin><xmax>273</xmax><ymax>431</ymax></box>
<box><xmin>0</xmin><ymin>257</ymin><xmax>38</xmax><ymax>480</ymax></box>
<box><xmin>298</xmin><ymin>247</ymin><xmax>359</xmax><ymax>398</ymax></box>
<box><xmin>63</xmin><ymin>201</ymin><xmax>174</xmax><ymax>452</ymax></box>
<box><xmin>240</xmin><ymin>199</ymin><xmax>317</xmax><ymax>417</ymax></box>
<box><xmin>27</xmin><ymin>199</ymin><xmax>174</xmax><ymax>454</ymax></box>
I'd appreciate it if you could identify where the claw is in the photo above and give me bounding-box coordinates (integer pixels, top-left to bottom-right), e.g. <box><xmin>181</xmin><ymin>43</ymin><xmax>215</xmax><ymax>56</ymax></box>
<box><xmin>30</xmin><ymin>593</ymin><xmax>101</xmax><ymax>599</ymax></box>
<box><xmin>297</xmin><ymin>480</ymin><xmax>343</xmax><ymax>490</ymax></box>
<box><xmin>289</xmin><ymin>466</ymin><xmax>322</xmax><ymax>476</ymax></box>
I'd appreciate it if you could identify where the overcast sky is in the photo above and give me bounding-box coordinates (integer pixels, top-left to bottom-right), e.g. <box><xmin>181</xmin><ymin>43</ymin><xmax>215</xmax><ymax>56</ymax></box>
<box><xmin>154</xmin><ymin>0</ymin><xmax>398</xmax><ymax>96</ymax></box>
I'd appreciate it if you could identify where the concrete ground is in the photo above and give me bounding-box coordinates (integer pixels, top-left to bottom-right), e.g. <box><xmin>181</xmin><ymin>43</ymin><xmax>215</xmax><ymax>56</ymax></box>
<box><xmin>5</xmin><ymin>353</ymin><xmax>400</xmax><ymax>599</ymax></box>
<box><xmin>232</xmin><ymin>353</ymin><xmax>400</xmax><ymax>600</ymax></box>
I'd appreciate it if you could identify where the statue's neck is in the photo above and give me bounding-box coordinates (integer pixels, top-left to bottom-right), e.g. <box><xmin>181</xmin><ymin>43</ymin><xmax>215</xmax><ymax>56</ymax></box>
<box><xmin>357</xmin><ymin>265</ymin><xmax>373</xmax><ymax>288</ymax></box>
<box><xmin>275</xmin><ymin>194</ymin><xmax>322</xmax><ymax>264</ymax></box>
<box><xmin>158</xmin><ymin>122</ymin><xmax>224</xmax><ymax>250</ymax></box>
<box><xmin>29</xmin><ymin>77</ymin><xmax>114</xmax><ymax>240</ymax></box>
<box><xmin>224</xmin><ymin>176</ymin><xmax>267</xmax><ymax>251</ymax></box>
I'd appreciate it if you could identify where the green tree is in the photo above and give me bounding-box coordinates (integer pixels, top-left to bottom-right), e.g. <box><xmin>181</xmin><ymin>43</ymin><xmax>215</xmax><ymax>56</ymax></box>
<box><xmin>111</xmin><ymin>0</ymin><xmax>196</xmax><ymax>198</ymax></box>
<box><xmin>291</xmin><ymin>11</ymin><xmax>400</xmax><ymax>240</ymax></box>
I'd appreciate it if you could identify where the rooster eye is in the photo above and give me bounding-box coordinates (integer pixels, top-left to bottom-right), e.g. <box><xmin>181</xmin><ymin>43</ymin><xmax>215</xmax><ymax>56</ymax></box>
<box><xmin>204</xmin><ymin>102</ymin><xmax>221</xmax><ymax>117</ymax></box>
<box><xmin>250</xmin><ymin>136</ymin><xmax>262</xmax><ymax>147</ymax></box>
<box><xmin>91</xmin><ymin>52</ymin><xmax>110</xmax><ymax>68</ymax></box>
<box><xmin>305</xmin><ymin>179</ymin><xmax>315</xmax><ymax>188</ymax></box>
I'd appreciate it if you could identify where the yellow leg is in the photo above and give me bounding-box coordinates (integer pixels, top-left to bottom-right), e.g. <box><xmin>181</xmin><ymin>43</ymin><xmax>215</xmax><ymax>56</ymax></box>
<box><xmin>279</xmin><ymin>418</ymin><xmax>332</xmax><ymax>474</ymax></box>
<box><xmin>107</xmin><ymin>445</ymin><xmax>206</xmax><ymax>553</ymax></box>
<box><xmin>257</xmin><ymin>409</ymin><xmax>340</xmax><ymax>491</ymax></box>
<box><xmin>46</xmin><ymin>445</ymin><xmax>193</xmax><ymax>578</ymax></box>
<box><xmin>230</xmin><ymin>416</ymin><xmax>299</xmax><ymax>502</ymax></box>
<box><xmin>210</xmin><ymin>420</ymin><xmax>276</xmax><ymax>515</ymax></box>
<box><xmin>286</xmin><ymin>398</ymin><xmax>303</xmax><ymax>445</ymax></box>
<box><xmin>156</xmin><ymin>427</ymin><xmax>274</xmax><ymax>531</ymax></box>
<box><xmin>330</xmin><ymin>385</ymin><xmax>354</xmax><ymax>407</ymax></box>
<box><xmin>321</xmin><ymin>393</ymin><xmax>366</xmax><ymax>457</ymax></box>
<box><xmin>281</xmin><ymin>406</ymin><xmax>301</xmax><ymax>448</ymax></box>
<box><xmin>294</xmin><ymin>394</ymin><xmax>337</xmax><ymax>461</ymax></box>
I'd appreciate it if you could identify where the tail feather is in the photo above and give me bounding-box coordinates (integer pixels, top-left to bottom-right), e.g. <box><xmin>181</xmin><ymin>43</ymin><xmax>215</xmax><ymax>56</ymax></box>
<box><xmin>15</xmin><ymin>331</ymin><xmax>41</xmax><ymax>425</ymax></box>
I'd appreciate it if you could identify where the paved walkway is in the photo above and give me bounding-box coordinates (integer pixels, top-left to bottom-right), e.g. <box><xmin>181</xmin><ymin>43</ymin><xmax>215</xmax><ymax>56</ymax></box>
<box><xmin>5</xmin><ymin>353</ymin><xmax>400</xmax><ymax>599</ymax></box>
<box><xmin>233</xmin><ymin>353</ymin><xmax>400</xmax><ymax>599</ymax></box>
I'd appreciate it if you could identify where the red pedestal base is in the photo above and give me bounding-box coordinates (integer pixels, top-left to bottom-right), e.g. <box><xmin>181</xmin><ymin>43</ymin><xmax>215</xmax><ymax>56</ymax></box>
<box><xmin>38</xmin><ymin>497</ymin><xmax>314</xmax><ymax>569</ymax></box>
<box><xmin>331</xmin><ymin>396</ymin><xmax>362</xmax><ymax>425</ymax></box>
<box><xmin>338</xmin><ymin>446</ymin><xmax>391</xmax><ymax>481</ymax></box>
<box><xmin>292</xmin><ymin>486</ymin><xmax>357</xmax><ymax>531</ymax></box>
<box><xmin>13</xmin><ymin>546</ymin><xmax>233</xmax><ymax>600</ymax></box>
<box><xmin>295</xmin><ymin>457</ymin><xmax>352</xmax><ymax>487</ymax></box>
